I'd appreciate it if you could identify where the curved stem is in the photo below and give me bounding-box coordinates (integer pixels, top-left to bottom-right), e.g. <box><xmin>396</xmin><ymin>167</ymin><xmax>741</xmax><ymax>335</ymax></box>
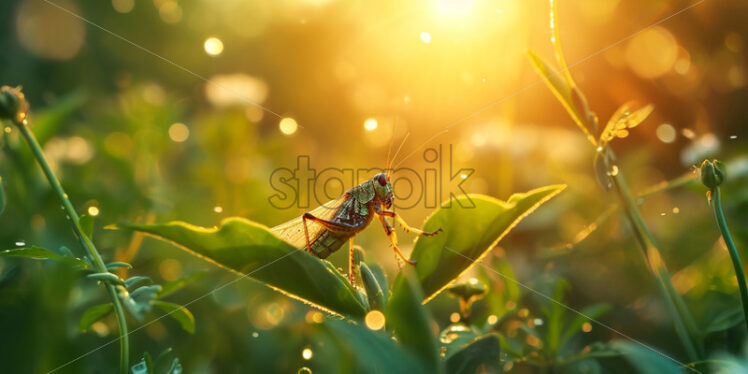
<box><xmin>711</xmin><ymin>187</ymin><xmax>748</xmax><ymax>331</ymax></box>
<box><xmin>14</xmin><ymin>119</ymin><xmax>129</xmax><ymax>374</ymax></box>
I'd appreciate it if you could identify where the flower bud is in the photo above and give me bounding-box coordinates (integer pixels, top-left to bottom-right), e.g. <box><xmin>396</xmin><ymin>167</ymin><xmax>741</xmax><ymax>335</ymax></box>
<box><xmin>0</xmin><ymin>86</ymin><xmax>28</xmax><ymax>123</ymax></box>
<box><xmin>700</xmin><ymin>159</ymin><xmax>725</xmax><ymax>189</ymax></box>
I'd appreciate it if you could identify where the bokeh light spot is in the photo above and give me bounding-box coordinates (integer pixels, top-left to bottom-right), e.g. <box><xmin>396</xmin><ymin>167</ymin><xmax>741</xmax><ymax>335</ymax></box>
<box><xmin>364</xmin><ymin>118</ymin><xmax>378</xmax><ymax>131</ymax></box>
<box><xmin>204</xmin><ymin>37</ymin><xmax>224</xmax><ymax>56</ymax></box>
<box><xmin>168</xmin><ymin>123</ymin><xmax>190</xmax><ymax>142</ymax></box>
<box><xmin>279</xmin><ymin>117</ymin><xmax>298</xmax><ymax>135</ymax></box>
<box><xmin>420</xmin><ymin>32</ymin><xmax>432</xmax><ymax>43</ymax></box>
<box><xmin>87</xmin><ymin>206</ymin><xmax>100</xmax><ymax>217</ymax></box>
<box><xmin>656</xmin><ymin>123</ymin><xmax>676</xmax><ymax>143</ymax></box>
<box><xmin>112</xmin><ymin>0</ymin><xmax>134</xmax><ymax>13</ymax></box>
<box><xmin>302</xmin><ymin>347</ymin><xmax>313</xmax><ymax>360</ymax></box>
<box><xmin>364</xmin><ymin>310</ymin><xmax>386</xmax><ymax>330</ymax></box>
<box><xmin>625</xmin><ymin>27</ymin><xmax>678</xmax><ymax>79</ymax></box>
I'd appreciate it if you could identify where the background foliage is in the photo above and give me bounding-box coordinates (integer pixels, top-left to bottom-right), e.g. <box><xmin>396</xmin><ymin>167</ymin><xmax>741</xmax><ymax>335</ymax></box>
<box><xmin>1</xmin><ymin>0</ymin><xmax>747</xmax><ymax>373</ymax></box>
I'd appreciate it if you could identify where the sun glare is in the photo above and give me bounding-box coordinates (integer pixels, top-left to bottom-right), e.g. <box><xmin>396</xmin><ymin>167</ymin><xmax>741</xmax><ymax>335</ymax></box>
<box><xmin>435</xmin><ymin>0</ymin><xmax>474</xmax><ymax>18</ymax></box>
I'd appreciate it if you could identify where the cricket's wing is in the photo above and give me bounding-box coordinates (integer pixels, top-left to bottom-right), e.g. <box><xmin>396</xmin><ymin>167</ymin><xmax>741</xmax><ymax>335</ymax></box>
<box><xmin>270</xmin><ymin>196</ymin><xmax>346</xmax><ymax>249</ymax></box>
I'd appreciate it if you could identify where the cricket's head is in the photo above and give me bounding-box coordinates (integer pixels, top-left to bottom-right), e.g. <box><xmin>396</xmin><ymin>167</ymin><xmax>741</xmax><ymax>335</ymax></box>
<box><xmin>372</xmin><ymin>172</ymin><xmax>393</xmax><ymax>209</ymax></box>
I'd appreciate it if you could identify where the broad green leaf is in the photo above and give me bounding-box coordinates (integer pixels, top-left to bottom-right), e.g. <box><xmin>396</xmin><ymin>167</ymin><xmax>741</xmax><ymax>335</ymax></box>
<box><xmin>0</xmin><ymin>175</ymin><xmax>5</xmax><ymax>215</ymax></box>
<box><xmin>78</xmin><ymin>303</ymin><xmax>113</xmax><ymax>332</ymax></box>
<box><xmin>324</xmin><ymin>319</ymin><xmax>428</xmax><ymax>373</ymax></box>
<box><xmin>157</xmin><ymin>271</ymin><xmax>206</xmax><ymax>298</ymax></box>
<box><xmin>79</xmin><ymin>214</ymin><xmax>94</xmax><ymax>239</ymax></box>
<box><xmin>116</xmin><ymin>218</ymin><xmax>367</xmax><ymax>317</ymax></box>
<box><xmin>152</xmin><ymin>300</ymin><xmax>195</xmax><ymax>334</ymax></box>
<box><xmin>526</xmin><ymin>50</ymin><xmax>596</xmax><ymax>146</ymax></box>
<box><xmin>445</xmin><ymin>334</ymin><xmax>501</xmax><ymax>374</ymax></box>
<box><xmin>611</xmin><ymin>341</ymin><xmax>682</xmax><ymax>374</ymax></box>
<box><xmin>386</xmin><ymin>270</ymin><xmax>441</xmax><ymax>373</ymax></box>
<box><xmin>0</xmin><ymin>246</ymin><xmax>88</xmax><ymax>268</ymax></box>
<box><xmin>411</xmin><ymin>185</ymin><xmax>566</xmax><ymax>302</ymax></box>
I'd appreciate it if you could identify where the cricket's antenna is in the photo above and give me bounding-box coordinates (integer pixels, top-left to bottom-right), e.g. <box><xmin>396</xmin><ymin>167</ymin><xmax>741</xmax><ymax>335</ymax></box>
<box><xmin>385</xmin><ymin>118</ymin><xmax>398</xmax><ymax>174</ymax></box>
<box><xmin>392</xmin><ymin>128</ymin><xmax>449</xmax><ymax>169</ymax></box>
<box><xmin>389</xmin><ymin>132</ymin><xmax>410</xmax><ymax>173</ymax></box>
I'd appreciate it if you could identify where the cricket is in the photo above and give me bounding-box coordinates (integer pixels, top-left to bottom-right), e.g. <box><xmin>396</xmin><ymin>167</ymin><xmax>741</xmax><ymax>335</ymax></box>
<box><xmin>271</xmin><ymin>134</ymin><xmax>442</xmax><ymax>284</ymax></box>
<box><xmin>270</xmin><ymin>171</ymin><xmax>442</xmax><ymax>284</ymax></box>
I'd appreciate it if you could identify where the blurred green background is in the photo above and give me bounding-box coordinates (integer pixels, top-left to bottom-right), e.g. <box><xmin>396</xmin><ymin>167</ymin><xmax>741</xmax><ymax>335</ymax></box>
<box><xmin>0</xmin><ymin>0</ymin><xmax>747</xmax><ymax>372</ymax></box>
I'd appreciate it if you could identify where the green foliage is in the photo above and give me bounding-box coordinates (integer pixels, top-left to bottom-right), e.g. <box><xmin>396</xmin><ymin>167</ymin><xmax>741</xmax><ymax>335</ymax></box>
<box><xmin>0</xmin><ymin>246</ymin><xmax>88</xmax><ymax>268</ymax></box>
<box><xmin>445</xmin><ymin>334</ymin><xmax>501</xmax><ymax>374</ymax></box>
<box><xmin>611</xmin><ymin>341</ymin><xmax>682</xmax><ymax>374</ymax></box>
<box><xmin>0</xmin><ymin>175</ymin><xmax>5</xmax><ymax>215</ymax></box>
<box><xmin>386</xmin><ymin>270</ymin><xmax>441</xmax><ymax>373</ymax></box>
<box><xmin>157</xmin><ymin>272</ymin><xmax>206</xmax><ymax>298</ymax></box>
<box><xmin>411</xmin><ymin>185</ymin><xmax>566</xmax><ymax>301</ymax></box>
<box><xmin>106</xmin><ymin>262</ymin><xmax>133</xmax><ymax>271</ymax></box>
<box><xmin>79</xmin><ymin>214</ymin><xmax>94</xmax><ymax>239</ymax></box>
<box><xmin>360</xmin><ymin>263</ymin><xmax>386</xmax><ymax>311</ymax></box>
<box><xmin>152</xmin><ymin>300</ymin><xmax>196</xmax><ymax>334</ymax></box>
<box><xmin>116</xmin><ymin>218</ymin><xmax>368</xmax><ymax>317</ymax></box>
<box><xmin>78</xmin><ymin>303</ymin><xmax>113</xmax><ymax>332</ymax></box>
<box><xmin>324</xmin><ymin>319</ymin><xmax>428</xmax><ymax>373</ymax></box>
<box><xmin>86</xmin><ymin>272</ymin><xmax>125</xmax><ymax>285</ymax></box>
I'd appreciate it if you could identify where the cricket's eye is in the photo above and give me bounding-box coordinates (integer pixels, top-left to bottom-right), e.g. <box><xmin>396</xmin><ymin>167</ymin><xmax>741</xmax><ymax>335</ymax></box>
<box><xmin>377</xmin><ymin>174</ymin><xmax>387</xmax><ymax>186</ymax></box>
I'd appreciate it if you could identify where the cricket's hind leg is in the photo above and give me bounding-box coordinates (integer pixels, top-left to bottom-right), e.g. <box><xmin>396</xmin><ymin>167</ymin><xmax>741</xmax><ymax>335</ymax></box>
<box><xmin>378</xmin><ymin>214</ymin><xmax>416</xmax><ymax>266</ymax></box>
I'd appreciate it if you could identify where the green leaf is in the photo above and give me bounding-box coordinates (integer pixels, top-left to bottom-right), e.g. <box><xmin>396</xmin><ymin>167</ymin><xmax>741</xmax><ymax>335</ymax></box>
<box><xmin>124</xmin><ymin>276</ymin><xmax>152</xmax><ymax>290</ymax></box>
<box><xmin>0</xmin><ymin>175</ymin><xmax>5</xmax><ymax>216</ymax></box>
<box><xmin>445</xmin><ymin>334</ymin><xmax>501</xmax><ymax>374</ymax></box>
<box><xmin>0</xmin><ymin>246</ymin><xmax>88</xmax><ymax>268</ymax></box>
<box><xmin>115</xmin><ymin>218</ymin><xmax>367</xmax><ymax>317</ymax></box>
<box><xmin>560</xmin><ymin>303</ymin><xmax>611</xmax><ymax>347</ymax></box>
<box><xmin>323</xmin><ymin>319</ymin><xmax>428</xmax><ymax>373</ymax></box>
<box><xmin>411</xmin><ymin>185</ymin><xmax>566</xmax><ymax>302</ymax></box>
<box><xmin>157</xmin><ymin>271</ymin><xmax>206</xmax><ymax>298</ymax></box>
<box><xmin>386</xmin><ymin>270</ymin><xmax>441</xmax><ymax>373</ymax></box>
<box><xmin>152</xmin><ymin>300</ymin><xmax>195</xmax><ymax>334</ymax></box>
<box><xmin>78</xmin><ymin>303</ymin><xmax>113</xmax><ymax>332</ymax></box>
<box><xmin>79</xmin><ymin>214</ymin><xmax>94</xmax><ymax>239</ymax></box>
<box><xmin>611</xmin><ymin>341</ymin><xmax>682</xmax><ymax>374</ymax></box>
<box><xmin>360</xmin><ymin>263</ymin><xmax>386</xmax><ymax>311</ymax></box>
<box><xmin>526</xmin><ymin>50</ymin><xmax>596</xmax><ymax>145</ymax></box>
<box><xmin>106</xmin><ymin>261</ymin><xmax>132</xmax><ymax>271</ymax></box>
<box><xmin>368</xmin><ymin>263</ymin><xmax>390</xmax><ymax>302</ymax></box>
<box><xmin>86</xmin><ymin>272</ymin><xmax>124</xmax><ymax>285</ymax></box>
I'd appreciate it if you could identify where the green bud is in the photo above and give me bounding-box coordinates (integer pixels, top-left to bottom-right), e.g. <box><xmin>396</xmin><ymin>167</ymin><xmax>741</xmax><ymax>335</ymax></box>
<box><xmin>0</xmin><ymin>86</ymin><xmax>28</xmax><ymax>122</ymax></box>
<box><xmin>700</xmin><ymin>160</ymin><xmax>725</xmax><ymax>189</ymax></box>
<box><xmin>447</xmin><ymin>278</ymin><xmax>487</xmax><ymax>300</ymax></box>
<box><xmin>447</xmin><ymin>278</ymin><xmax>487</xmax><ymax>319</ymax></box>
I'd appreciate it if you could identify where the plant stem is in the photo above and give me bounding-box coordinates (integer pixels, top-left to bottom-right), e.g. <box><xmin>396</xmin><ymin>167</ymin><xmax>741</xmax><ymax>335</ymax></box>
<box><xmin>605</xmin><ymin>151</ymin><xmax>701</xmax><ymax>361</ymax></box>
<box><xmin>14</xmin><ymin>119</ymin><xmax>130</xmax><ymax>374</ymax></box>
<box><xmin>710</xmin><ymin>187</ymin><xmax>748</xmax><ymax>331</ymax></box>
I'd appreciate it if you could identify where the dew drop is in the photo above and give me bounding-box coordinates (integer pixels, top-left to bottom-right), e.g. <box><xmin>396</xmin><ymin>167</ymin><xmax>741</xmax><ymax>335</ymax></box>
<box><xmin>251</xmin><ymin>331</ymin><xmax>259</xmax><ymax>338</ymax></box>
<box><xmin>14</xmin><ymin>241</ymin><xmax>25</xmax><ymax>247</ymax></box>
<box><xmin>297</xmin><ymin>367</ymin><xmax>312</xmax><ymax>374</ymax></box>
